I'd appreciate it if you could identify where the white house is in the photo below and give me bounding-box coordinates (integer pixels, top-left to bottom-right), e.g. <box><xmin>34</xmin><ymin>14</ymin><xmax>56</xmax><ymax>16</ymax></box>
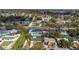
<box><xmin>29</xmin><ymin>29</ymin><xmax>43</xmax><ymax>37</ymax></box>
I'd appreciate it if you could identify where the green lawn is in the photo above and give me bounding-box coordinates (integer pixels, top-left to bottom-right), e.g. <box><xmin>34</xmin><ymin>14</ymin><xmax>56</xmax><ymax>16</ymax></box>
<box><xmin>0</xmin><ymin>35</ymin><xmax>4</xmax><ymax>38</ymax></box>
<box><xmin>29</xmin><ymin>42</ymin><xmax>45</xmax><ymax>50</ymax></box>
<box><xmin>1</xmin><ymin>41</ymin><xmax>12</xmax><ymax>46</ymax></box>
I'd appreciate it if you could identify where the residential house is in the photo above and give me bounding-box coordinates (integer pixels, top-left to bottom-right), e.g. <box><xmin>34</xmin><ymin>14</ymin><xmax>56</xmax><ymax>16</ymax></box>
<box><xmin>42</xmin><ymin>15</ymin><xmax>52</xmax><ymax>22</ymax></box>
<box><xmin>42</xmin><ymin>29</ymin><xmax>49</xmax><ymax>37</ymax></box>
<box><xmin>61</xmin><ymin>31</ymin><xmax>69</xmax><ymax>37</ymax></box>
<box><xmin>29</xmin><ymin>28</ymin><xmax>43</xmax><ymax>38</ymax></box>
<box><xmin>0</xmin><ymin>29</ymin><xmax>18</xmax><ymax>35</ymax></box>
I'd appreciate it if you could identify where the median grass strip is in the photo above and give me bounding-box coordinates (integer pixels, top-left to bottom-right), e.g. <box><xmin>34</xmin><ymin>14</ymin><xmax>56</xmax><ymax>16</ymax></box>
<box><xmin>12</xmin><ymin>31</ymin><xmax>31</xmax><ymax>50</ymax></box>
<box><xmin>1</xmin><ymin>41</ymin><xmax>11</xmax><ymax>46</ymax></box>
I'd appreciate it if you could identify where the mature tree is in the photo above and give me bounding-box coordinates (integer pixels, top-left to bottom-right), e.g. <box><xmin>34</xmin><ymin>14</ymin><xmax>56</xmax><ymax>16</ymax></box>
<box><xmin>67</xmin><ymin>30</ymin><xmax>77</xmax><ymax>37</ymax></box>
<box><xmin>59</xmin><ymin>39</ymin><xmax>72</xmax><ymax>48</ymax></box>
<box><xmin>54</xmin><ymin>32</ymin><xmax>63</xmax><ymax>38</ymax></box>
